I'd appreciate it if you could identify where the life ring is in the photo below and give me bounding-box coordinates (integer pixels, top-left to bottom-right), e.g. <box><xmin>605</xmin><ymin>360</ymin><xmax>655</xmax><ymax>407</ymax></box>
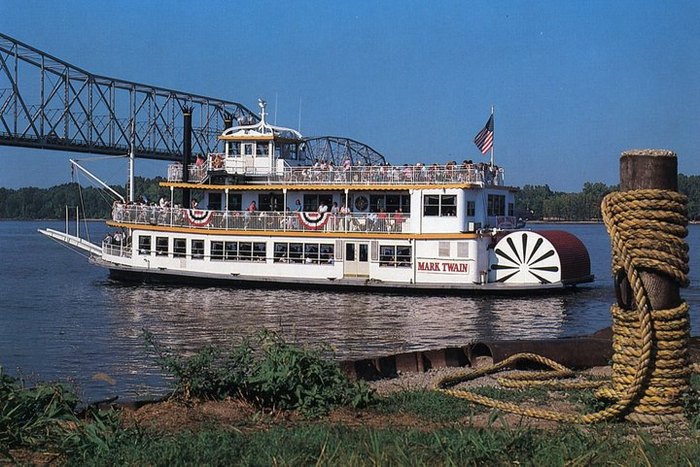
<box><xmin>354</xmin><ymin>195</ymin><xmax>369</xmax><ymax>212</ymax></box>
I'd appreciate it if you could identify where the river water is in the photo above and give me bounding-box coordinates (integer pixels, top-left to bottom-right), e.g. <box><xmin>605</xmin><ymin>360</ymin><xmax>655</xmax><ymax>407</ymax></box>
<box><xmin>1</xmin><ymin>220</ymin><xmax>698</xmax><ymax>403</ymax></box>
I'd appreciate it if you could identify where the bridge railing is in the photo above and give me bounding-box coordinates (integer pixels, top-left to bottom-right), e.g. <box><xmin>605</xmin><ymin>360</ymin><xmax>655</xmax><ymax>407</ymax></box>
<box><xmin>111</xmin><ymin>203</ymin><xmax>411</xmax><ymax>234</ymax></box>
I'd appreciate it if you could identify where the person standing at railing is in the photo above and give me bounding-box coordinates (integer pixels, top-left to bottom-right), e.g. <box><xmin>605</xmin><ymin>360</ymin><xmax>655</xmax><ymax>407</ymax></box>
<box><xmin>330</xmin><ymin>201</ymin><xmax>339</xmax><ymax>230</ymax></box>
<box><xmin>393</xmin><ymin>208</ymin><xmax>405</xmax><ymax>232</ymax></box>
<box><xmin>340</xmin><ymin>203</ymin><xmax>351</xmax><ymax>231</ymax></box>
<box><xmin>377</xmin><ymin>208</ymin><xmax>388</xmax><ymax>231</ymax></box>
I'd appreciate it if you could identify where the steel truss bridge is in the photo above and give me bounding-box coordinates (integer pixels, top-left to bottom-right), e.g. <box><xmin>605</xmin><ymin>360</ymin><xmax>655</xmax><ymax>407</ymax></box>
<box><xmin>0</xmin><ymin>32</ymin><xmax>385</xmax><ymax>165</ymax></box>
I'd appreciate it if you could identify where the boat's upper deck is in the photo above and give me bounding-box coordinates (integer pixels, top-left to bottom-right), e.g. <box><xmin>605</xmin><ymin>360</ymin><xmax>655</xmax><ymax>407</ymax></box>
<box><xmin>168</xmin><ymin>158</ymin><xmax>506</xmax><ymax>187</ymax></box>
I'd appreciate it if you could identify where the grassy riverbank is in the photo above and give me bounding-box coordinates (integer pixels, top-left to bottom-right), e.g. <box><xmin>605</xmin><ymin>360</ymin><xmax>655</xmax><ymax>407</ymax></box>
<box><xmin>3</xmin><ymin>334</ymin><xmax>700</xmax><ymax>465</ymax></box>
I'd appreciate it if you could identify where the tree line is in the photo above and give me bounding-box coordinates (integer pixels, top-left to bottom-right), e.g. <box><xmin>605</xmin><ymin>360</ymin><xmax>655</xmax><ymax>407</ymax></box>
<box><xmin>514</xmin><ymin>174</ymin><xmax>700</xmax><ymax>221</ymax></box>
<box><xmin>1</xmin><ymin>174</ymin><xmax>699</xmax><ymax>221</ymax></box>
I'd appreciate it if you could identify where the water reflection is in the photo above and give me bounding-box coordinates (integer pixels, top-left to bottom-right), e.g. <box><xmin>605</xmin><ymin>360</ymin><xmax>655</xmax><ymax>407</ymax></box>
<box><xmin>100</xmin><ymin>282</ymin><xmax>608</xmax><ymax>360</ymax></box>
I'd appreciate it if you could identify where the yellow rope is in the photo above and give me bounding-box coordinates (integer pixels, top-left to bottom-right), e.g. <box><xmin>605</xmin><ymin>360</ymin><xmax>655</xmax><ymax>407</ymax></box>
<box><xmin>435</xmin><ymin>189</ymin><xmax>693</xmax><ymax>424</ymax></box>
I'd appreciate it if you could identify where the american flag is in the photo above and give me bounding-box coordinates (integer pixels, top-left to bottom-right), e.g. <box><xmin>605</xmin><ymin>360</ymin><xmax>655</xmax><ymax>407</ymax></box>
<box><xmin>473</xmin><ymin>114</ymin><xmax>494</xmax><ymax>154</ymax></box>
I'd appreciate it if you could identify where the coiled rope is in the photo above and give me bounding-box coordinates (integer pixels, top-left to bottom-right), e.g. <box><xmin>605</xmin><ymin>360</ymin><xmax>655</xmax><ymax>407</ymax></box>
<box><xmin>435</xmin><ymin>189</ymin><xmax>692</xmax><ymax>424</ymax></box>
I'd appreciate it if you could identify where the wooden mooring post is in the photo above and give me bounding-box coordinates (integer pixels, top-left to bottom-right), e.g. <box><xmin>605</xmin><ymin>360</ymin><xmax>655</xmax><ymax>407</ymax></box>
<box><xmin>617</xmin><ymin>150</ymin><xmax>682</xmax><ymax>311</ymax></box>
<box><xmin>610</xmin><ymin>149</ymin><xmax>690</xmax><ymax>423</ymax></box>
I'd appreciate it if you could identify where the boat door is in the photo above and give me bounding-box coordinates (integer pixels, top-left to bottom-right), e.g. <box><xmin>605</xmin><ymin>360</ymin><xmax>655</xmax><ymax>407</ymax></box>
<box><xmin>344</xmin><ymin>241</ymin><xmax>369</xmax><ymax>277</ymax></box>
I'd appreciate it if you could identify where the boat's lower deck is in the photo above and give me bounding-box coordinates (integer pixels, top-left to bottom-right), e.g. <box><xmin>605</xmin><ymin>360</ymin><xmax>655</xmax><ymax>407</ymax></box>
<box><xmin>95</xmin><ymin>257</ymin><xmax>592</xmax><ymax>295</ymax></box>
<box><xmin>94</xmin><ymin>224</ymin><xmax>595</xmax><ymax>293</ymax></box>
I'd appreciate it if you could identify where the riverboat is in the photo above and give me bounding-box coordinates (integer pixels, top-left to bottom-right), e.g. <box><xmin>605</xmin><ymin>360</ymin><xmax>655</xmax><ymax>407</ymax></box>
<box><xmin>40</xmin><ymin>100</ymin><xmax>593</xmax><ymax>293</ymax></box>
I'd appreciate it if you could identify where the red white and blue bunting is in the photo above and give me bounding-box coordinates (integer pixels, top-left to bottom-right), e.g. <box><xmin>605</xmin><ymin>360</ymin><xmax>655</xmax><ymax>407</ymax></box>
<box><xmin>297</xmin><ymin>212</ymin><xmax>330</xmax><ymax>230</ymax></box>
<box><xmin>184</xmin><ymin>209</ymin><xmax>213</xmax><ymax>227</ymax></box>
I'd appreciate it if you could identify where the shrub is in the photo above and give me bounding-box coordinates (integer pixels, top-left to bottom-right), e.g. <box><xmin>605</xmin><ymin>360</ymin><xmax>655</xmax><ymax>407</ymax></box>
<box><xmin>145</xmin><ymin>331</ymin><xmax>374</xmax><ymax>417</ymax></box>
<box><xmin>0</xmin><ymin>366</ymin><xmax>79</xmax><ymax>458</ymax></box>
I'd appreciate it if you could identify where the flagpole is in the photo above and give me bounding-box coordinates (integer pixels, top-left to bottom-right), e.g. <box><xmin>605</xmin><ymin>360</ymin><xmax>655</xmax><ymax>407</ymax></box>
<box><xmin>489</xmin><ymin>105</ymin><xmax>494</xmax><ymax>167</ymax></box>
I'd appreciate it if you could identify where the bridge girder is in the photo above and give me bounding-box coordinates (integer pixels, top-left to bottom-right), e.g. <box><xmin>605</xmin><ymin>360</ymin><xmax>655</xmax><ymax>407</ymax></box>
<box><xmin>301</xmin><ymin>136</ymin><xmax>386</xmax><ymax>166</ymax></box>
<box><xmin>0</xmin><ymin>32</ymin><xmax>258</xmax><ymax>161</ymax></box>
<box><xmin>0</xmin><ymin>33</ymin><xmax>388</xmax><ymax>166</ymax></box>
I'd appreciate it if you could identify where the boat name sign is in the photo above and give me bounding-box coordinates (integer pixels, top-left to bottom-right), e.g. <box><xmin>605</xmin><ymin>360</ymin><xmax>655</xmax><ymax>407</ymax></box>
<box><xmin>417</xmin><ymin>261</ymin><xmax>470</xmax><ymax>273</ymax></box>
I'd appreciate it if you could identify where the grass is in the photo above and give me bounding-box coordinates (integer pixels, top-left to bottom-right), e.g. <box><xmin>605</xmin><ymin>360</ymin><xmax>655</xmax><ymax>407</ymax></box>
<box><xmin>58</xmin><ymin>423</ymin><xmax>700</xmax><ymax>466</ymax></box>
<box><xmin>3</xmin><ymin>335</ymin><xmax>700</xmax><ymax>466</ymax></box>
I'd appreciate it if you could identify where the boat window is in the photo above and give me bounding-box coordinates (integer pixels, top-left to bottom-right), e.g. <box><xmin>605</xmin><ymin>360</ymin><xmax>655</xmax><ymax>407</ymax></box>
<box><xmin>396</xmin><ymin>246</ymin><xmax>412</xmax><ymax>267</ymax></box>
<box><xmin>379</xmin><ymin>245</ymin><xmax>395</xmax><ymax>266</ymax></box>
<box><xmin>423</xmin><ymin>194</ymin><xmax>457</xmax><ymax>217</ymax></box>
<box><xmin>253</xmin><ymin>242</ymin><xmax>267</xmax><ymax>261</ymax></box>
<box><xmin>508</xmin><ymin>202</ymin><xmax>514</xmax><ymax>217</ymax></box>
<box><xmin>440</xmin><ymin>195</ymin><xmax>457</xmax><ymax>216</ymax></box>
<box><xmin>423</xmin><ymin>195</ymin><xmax>440</xmax><ymax>216</ymax></box>
<box><xmin>259</xmin><ymin>193</ymin><xmax>284</xmax><ymax>212</ymax></box>
<box><xmin>173</xmin><ymin>238</ymin><xmax>186</xmax><ymax>257</ymax></box>
<box><xmin>208</xmin><ymin>193</ymin><xmax>222</xmax><ymax>211</ymax></box>
<box><xmin>359</xmin><ymin>244</ymin><xmax>369</xmax><ymax>262</ymax></box>
<box><xmin>457</xmin><ymin>242</ymin><xmax>470</xmax><ymax>258</ymax></box>
<box><xmin>256</xmin><ymin>142</ymin><xmax>268</xmax><ymax>157</ymax></box>
<box><xmin>466</xmin><ymin>201</ymin><xmax>476</xmax><ymax>217</ymax></box>
<box><xmin>287</xmin><ymin>143</ymin><xmax>298</xmax><ymax>160</ymax></box>
<box><xmin>320</xmin><ymin>244</ymin><xmax>334</xmax><ymax>263</ymax></box>
<box><xmin>274</xmin><ymin>243</ymin><xmax>288</xmax><ymax>262</ymax></box>
<box><xmin>345</xmin><ymin>243</ymin><xmax>355</xmax><ymax>261</ymax></box>
<box><xmin>438</xmin><ymin>242</ymin><xmax>451</xmax><ymax>257</ymax></box>
<box><xmin>487</xmin><ymin>194</ymin><xmax>506</xmax><ymax>216</ymax></box>
<box><xmin>227</xmin><ymin>193</ymin><xmax>242</xmax><ymax>211</ymax></box>
<box><xmin>369</xmin><ymin>194</ymin><xmax>410</xmax><ymax>214</ymax></box>
<box><xmin>238</xmin><ymin>242</ymin><xmax>252</xmax><ymax>260</ymax></box>
<box><xmin>191</xmin><ymin>239</ymin><xmax>204</xmax><ymax>260</ymax></box>
<box><xmin>304</xmin><ymin>244</ymin><xmax>319</xmax><ymax>263</ymax></box>
<box><xmin>289</xmin><ymin>243</ymin><xmax>303</xmax><ymax>263</ymax></box>
<box><xmin>303</xmin><ymin>194</ymin><xmax>333</xmax><ymax>212</ymax></box>
<box><xmin>228</xmin><ymin>142</ymin><xmax>241</xmax><ymax>156</ymax></box>
<box><xmin>155</xmin><ymin>237</ymin><xmax>169</xmax><ymax>256</ymax></box>
<box><xmin>224</xmin><ymin>241</ymin><xmax>238</xmax><ymax>260</ymax></box>
<box><xmin>211</xmin><ymin>241</ymin><xmax>224</xmax><ymax>261</ymax></box>
<box><xmin>138</xmin><ymin>236</ymin><xmax>151</xmax><ymax>255</ymax></box>
<box><xmin>379</xmin><ymin>245</ymin><xmax>412</xmax><ymax>268</ymax></box>
<box><xmin>244</xmin><ymin>143</ymin><xmax>253</xmax><ymax>156</ymax></box>
<box><xmin>273</xmin><ymin>242</ymin><xmax>333</xmax><ymax>264</ymax></box>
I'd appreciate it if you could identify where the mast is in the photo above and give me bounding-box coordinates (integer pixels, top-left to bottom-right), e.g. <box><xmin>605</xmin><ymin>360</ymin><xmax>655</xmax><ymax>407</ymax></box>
<box><xmin>490</xmin><ymin>105</ymin><xmax>495</xmax><ymax>167</ymax></box>
<box><xmin>129</xmin><ymin>117</ymin><xmax>135</xmax><ymax>202</ymax></box>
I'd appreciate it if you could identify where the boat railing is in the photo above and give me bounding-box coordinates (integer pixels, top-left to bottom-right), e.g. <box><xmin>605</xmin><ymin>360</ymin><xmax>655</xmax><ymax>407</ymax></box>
<box><xmin>167</xmin><ymin>159</ymin><xmax>505</xmax><ymax>186</ymax></box>
<box><xmin>112</xmin><ymin>203</ymin><xmax>411</xmax><ymax>234</ymax></box>
<box><xmin>102</xmin><ymin>239</ymin><xmax>132</xmax><ymax>257</ymax></box>
<box><xmin>166</xmin><ymin>162</ymin><xmax>207</xmax><ymax>183</ymax></box>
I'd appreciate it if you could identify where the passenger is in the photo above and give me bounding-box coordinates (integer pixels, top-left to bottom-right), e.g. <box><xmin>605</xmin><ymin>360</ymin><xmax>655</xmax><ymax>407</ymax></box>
<box><xmin>191</xmin><ymin>199</ymin><xmax>198</xmax><ymax>209</ymax></box>
<box><xmin>318</xmin><ymin>202</ymin><xmax>328</xmax><ymax>213</ymax></box>
<box><xmin>295</xmin><ymin>199</ymin><xmax>302</xmax><ymax>212</ymax></box>
<box><xmin>340</xmin><ymin>203</ymin><xmax>351</xmax><ymax>231</ymax></box>
<box><xmin>330</xmin><ymin>202</ymin><xmax>339</xmax><ymax>230</ymax></box>
<box><xmin>248</xmin><ymin>200</ymin><xmax>257</xmax><ymax>213</ymax></box>
<box><xmin>377</xmin><ymin>208</ymin><xmax>388</xmax><ymax>231</ymax></box>
<box><xmin>393</xmin><ymin>208</ymin><xmax>405</xmax><ymax>232</ymax></box>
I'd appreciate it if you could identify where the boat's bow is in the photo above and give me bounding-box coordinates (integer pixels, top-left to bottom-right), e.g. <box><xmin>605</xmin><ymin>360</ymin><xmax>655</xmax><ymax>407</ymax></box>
<box><xmin>38</xmin><ymin>228</ymin><xmax>102</xmax><ymax>256</ymax></box>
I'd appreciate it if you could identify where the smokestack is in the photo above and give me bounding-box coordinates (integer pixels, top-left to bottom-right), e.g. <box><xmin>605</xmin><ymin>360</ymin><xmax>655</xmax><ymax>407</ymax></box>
<box><xmin>182</xmin><ymin>107</ymin><xmax>192</xmax><ymax>208</ymax></box>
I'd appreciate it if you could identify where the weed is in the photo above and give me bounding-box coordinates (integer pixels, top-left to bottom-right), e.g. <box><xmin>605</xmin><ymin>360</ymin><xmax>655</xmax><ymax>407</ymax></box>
<box><xmin>0</xmin><ymin>366</ymin><xmax>79</xmax><ymax>459</ymax></box>
<box><xmin>145</xmin><ymin>330</ymin><xmax>374</xmax><ymax>417</ymax></box>
<box><xmin>682</xmin><ymin>373</ymin><xmax>700</xmax><ymax>429</ymax></box>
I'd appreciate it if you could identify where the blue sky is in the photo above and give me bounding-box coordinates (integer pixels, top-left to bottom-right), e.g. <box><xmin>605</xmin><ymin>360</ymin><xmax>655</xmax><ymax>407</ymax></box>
<box><xmin>0</xmin><ymin>0</ymin><xmax>698</xmax><ymax>191</ymax></box>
